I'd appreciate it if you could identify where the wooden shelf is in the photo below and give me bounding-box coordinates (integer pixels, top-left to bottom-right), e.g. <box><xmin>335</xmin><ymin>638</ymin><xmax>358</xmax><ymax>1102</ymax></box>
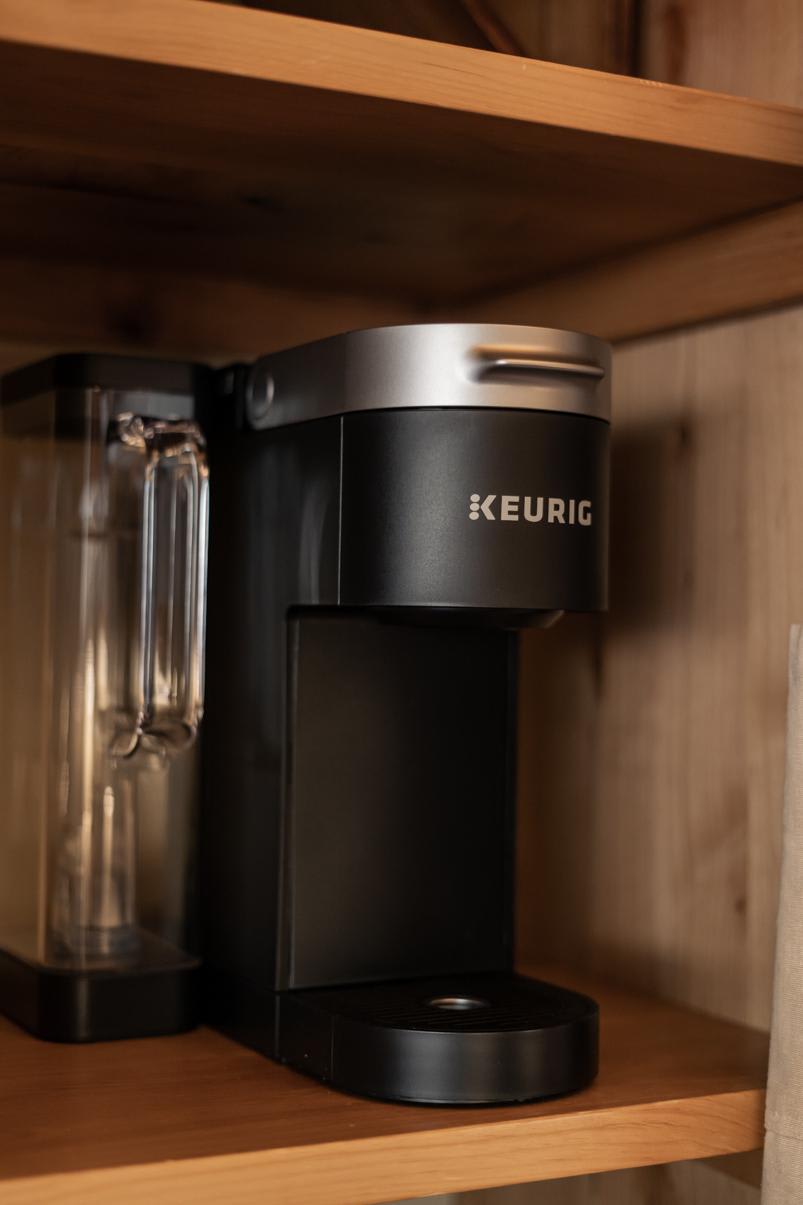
<box><xmin>0</xmin><ymin>967</ymin><xmax>767</xmax><ymax>1205</ymax></box>
<box><xmin>0</xmin><ymin>0</ymin><xmax>801</xmax><ymax>339</ymax></box>
<box><xmin>0</xmin><ymin>9</ymin><xmax>780</xmax><ymax>1203</ymax></box>
<box><xmin>452</xmin><ymin>198</ymin><xmax>803</xmax><ymax>342</ymax></box>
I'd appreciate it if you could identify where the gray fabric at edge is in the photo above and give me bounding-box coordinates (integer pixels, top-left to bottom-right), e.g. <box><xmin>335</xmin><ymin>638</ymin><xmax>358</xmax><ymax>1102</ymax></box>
<box><xmin>762</xmin><ymin>625</ymin><xmax>803</xmax><ymax>1203</ymax></box>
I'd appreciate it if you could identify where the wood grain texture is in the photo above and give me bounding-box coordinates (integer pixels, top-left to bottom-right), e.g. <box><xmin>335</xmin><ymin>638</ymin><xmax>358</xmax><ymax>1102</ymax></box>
<box><xmin>448</xmin><ymin>0</ymin><xmax>803</xmax><ymax>340</ymax></box>
<box><xmin>480</xmin><ymin>0</ymin><xmax>637</xmax><ymax>73</ymax></box>
<box><xmin>0</xmin><ymin>967</ymin><xmax>767</xmax><ymax>1204</ymax></box>
<box><xmin>459</xmin><ymin>1154</ymin><xmax>761</xmax><ymax>1202</ymax></box>
<box><xmin>516</xmin><ymin>16</ymin><xmax>803</xmax><ymax>1205</ymax></box>
<box><xmin>503</xmin><ymin>7</ymin><xmax>803</xmax><ymax>1201</ymax></box>
<box><xmin>0</xmin><ymin>1</ymin><xmax>801</xmax><ymax>304</ymax></box>
<box><xmin>513</xmin><ymin>306</ymin><xmax>803</xmax><ymax>1205</ymax></box>
<box><xmin>1</xmin><ymin>0</ymin><xmax>799</xmax><ymax>162</ymax></box>
<box><xmin>0</xmin><ymin>258</ymin><xmax>412</xmax><ymax>361</ymax></box>
<box><xmin>234</xmin><ymin>0</ymin><xmax>637</xmax><ymax>73</ymax></box>
<box><xmin>455</xmin><ymin>198</ymin><xmax>803</xmax><ymax>342</ymax></box>
<box><xmin>0</xmin><ymin>1095</ymin><xmax>764</xmax><ymax>1205</ymax></box>
<box><xmin>641</xmin><ymin>0</ymin><xmax>803</xmax><ymax>105</ymax></box>
<box><xmin>223</xmin><ymin>0</ymin><xmax>495</xmax><ymax>51</ymax></box>
<box><xmin>519</xmin><ymin>308</ymin><xmax>803</xmax><ymax>1024</ymax></box>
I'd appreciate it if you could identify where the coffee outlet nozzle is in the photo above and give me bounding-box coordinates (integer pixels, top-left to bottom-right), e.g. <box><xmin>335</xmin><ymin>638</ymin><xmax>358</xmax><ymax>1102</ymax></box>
<box><xmin>202</xmin><ymin>324</ymin><xmax>611</xmax><ymax>1104</ymax></box>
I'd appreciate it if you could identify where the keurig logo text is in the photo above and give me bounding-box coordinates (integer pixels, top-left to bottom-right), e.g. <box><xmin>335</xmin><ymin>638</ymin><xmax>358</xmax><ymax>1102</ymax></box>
<box><xmin>468</xmin><ymin>494</ymin><xmax>592</xmax><ymax>526</ymax></box>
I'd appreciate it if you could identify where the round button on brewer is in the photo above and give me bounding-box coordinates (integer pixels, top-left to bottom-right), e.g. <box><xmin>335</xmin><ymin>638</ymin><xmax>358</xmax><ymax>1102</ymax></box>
<box><xmin>246</xmin><ymin>359</ymin><xmax>275</xmax><ymax>427</ymax></box>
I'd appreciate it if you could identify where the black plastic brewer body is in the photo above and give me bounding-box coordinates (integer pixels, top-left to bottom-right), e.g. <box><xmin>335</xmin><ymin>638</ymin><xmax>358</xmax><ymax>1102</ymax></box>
<box><xmin>339</xmin><ymin>406</ymin><xmax>608</xmax><ymax>614</ymax></box>
<box><xmin>201</xmin><ymin>323</ymin><xmax>610</xmax><ymax>1104</ymax></box>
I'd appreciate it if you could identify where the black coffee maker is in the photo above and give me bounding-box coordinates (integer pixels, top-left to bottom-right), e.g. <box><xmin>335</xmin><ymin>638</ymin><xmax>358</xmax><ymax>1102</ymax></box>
<box><xmin>202</xmin><ymin>323</ymin><xmax>610</xmax><ymax>1104</ymax></box>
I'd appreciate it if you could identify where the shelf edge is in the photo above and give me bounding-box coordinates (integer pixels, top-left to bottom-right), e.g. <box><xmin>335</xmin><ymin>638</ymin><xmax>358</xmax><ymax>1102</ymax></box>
<box><xmin>451</xmin><ymin>200</ymin><xmax>803</xmax><ymax>343</ymax></box>
<box><xmin>0</xmin><ymin>1089</ymin><xmax>765</xmax><ymax>1205</ymax></box>
<box><xmin>0</xmin><ymin>0</ymin><xmax>802</xmax><ymax>168</ymax></box>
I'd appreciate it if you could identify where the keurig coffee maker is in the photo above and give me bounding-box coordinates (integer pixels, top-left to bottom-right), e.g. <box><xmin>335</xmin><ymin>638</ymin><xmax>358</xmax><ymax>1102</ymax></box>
<box><xmin>203</xmin><ymin>323</ymin><xmax>610</xmax><ymax>1104</ymax></box>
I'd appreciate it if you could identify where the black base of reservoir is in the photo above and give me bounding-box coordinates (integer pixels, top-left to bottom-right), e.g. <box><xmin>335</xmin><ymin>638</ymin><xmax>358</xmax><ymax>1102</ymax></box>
<box><xmin>0</xmin><ymin>937</ymin><xmax>200</xmax><ymax>1042</ymax></box>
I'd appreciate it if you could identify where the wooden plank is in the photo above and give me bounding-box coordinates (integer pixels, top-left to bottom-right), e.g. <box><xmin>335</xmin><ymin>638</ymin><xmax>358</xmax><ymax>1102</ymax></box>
<box><xmin>518</xmin><ymin>310</ymin><xmax>803</xmax><ymax>1031</ymax></box>
<box><xmin>503</xmin><ymin>7</ymin><xmax>803</xmax><ymax>1200</ymax></box>
<box><xmin>455</xmin><ymin>200</ymin><xmax>803</xmax><ymax>342</ymax></box>
<box><xmin>0</xmin><ymin>0</ymin><xmax>798</xmax><ymax>165</ymax></box>
<box><xmin>0</xmin><ymin>1094</ymin><xmax>763</xmax><ymax>1205</ymax></box>
<box><xmin>221</xmin><ymin>0</ymin><xmax>495</xmax><ymax>51</ymax></box>
<box><xmin>0</xmin><ymin>258</ymin><xmax>412</xmax><ymax>361</ymax></box>
<box><xmin>0</xmin><ymin>967</ymin><xmax>767</xmax><ymax>1203</ymax></box>
<box><xmin>513</xmin><ymin>14</ymin><xmax>803</xmax><ymax>1204</ymax></box>
<box><xmin>463</xmin><ymin>1156</ymin><xmax>762</xmax><ymax>1202</ymax></box>
<box><xmin>514</xmin><ymin>308</ymin><xmax>803</xmax><ymax>1204</ymax></box>
<box><xmin>641</xmin><ymin>0</ymin><xmax>803</xmax><ymax>106</ymax></box>
<box><xmin>235</xmin><ymin>1</ymin><xmax>638</xmax><ymax>73</ymax></box>
<box><xmin>0</xmin><ymin>1</ymin><xmax>800</xmax><ymax>303</ymax></box>
<box><xmin>478</xmin><ymin>0</ymin><xmax>637</xmax><ymax>73</ymax></box>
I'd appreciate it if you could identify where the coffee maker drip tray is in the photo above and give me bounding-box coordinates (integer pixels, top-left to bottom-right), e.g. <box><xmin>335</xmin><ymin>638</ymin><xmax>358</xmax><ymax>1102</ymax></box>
<box><xmin>277</xmin><ymin>972</ymin><xmax>598</xmax><ymax>1105</ymax></box>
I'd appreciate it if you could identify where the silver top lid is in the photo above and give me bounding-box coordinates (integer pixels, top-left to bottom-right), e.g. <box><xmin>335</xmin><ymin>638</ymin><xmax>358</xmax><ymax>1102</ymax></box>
<box><xmin>244</xmin><ymin>323</ymin><xmax>611</xmax><ymax>429</ymax></box>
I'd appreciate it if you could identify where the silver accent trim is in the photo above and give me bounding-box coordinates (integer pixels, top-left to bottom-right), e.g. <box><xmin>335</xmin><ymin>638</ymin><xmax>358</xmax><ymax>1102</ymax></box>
<box><xmin>428</xmin><ymin>995</ymin><xmax>490</xmax><ymax>1011</ymax></box>
<box><xmin>244</xmin><ymin>324</ymin><xmax>611</xmax><ymax>430</ymax></box>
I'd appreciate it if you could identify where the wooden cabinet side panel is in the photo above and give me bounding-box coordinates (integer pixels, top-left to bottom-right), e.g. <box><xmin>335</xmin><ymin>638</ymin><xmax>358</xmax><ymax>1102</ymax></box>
<box><xmin>510</xmin><ymin>7</ymin><xmax>803</xmax><ymax>1200</ymax></box>
<box><xmin>517</xmin><ymin>312</ymin><xmax>803</xmax><ymax>1033</ymax></box>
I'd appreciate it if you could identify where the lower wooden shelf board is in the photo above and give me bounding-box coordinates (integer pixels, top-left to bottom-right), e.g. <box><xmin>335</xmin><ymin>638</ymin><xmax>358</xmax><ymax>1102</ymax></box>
<box><xmin>0</xmin><ymin>966</ymin><xmax>767</xmax><ymax>1205</ymax></box>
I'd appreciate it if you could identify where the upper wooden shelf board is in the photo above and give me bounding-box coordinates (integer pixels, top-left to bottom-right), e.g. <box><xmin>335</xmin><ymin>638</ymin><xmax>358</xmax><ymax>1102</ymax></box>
<box><xmin>0</xmin><ymin>0</ymin><xmax>802</xmax><ymax>306</ymax></box>
<box><xmin>0</xmin><ymin>966</ymin><xmax>767</xmax><ymax>1205</ymax></box>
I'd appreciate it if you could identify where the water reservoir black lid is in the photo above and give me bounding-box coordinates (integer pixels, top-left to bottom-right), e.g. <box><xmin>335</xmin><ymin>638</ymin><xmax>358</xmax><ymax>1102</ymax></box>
<box><xmin>1</xmin><ymin>353</ymin><xmax>209</xmax><ymax>407</ymax></box>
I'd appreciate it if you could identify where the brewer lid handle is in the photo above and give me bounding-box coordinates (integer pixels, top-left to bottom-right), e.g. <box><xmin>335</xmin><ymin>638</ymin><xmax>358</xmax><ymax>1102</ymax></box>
<box><xmin>109</xmin><ymin>413</ymin><xmax>209</xmax><ymax>757</ymax></box>
<box><xmin>469</xmin><ymin>347</ymin><xmax>606</xmax><ymax>382</ymax></box>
